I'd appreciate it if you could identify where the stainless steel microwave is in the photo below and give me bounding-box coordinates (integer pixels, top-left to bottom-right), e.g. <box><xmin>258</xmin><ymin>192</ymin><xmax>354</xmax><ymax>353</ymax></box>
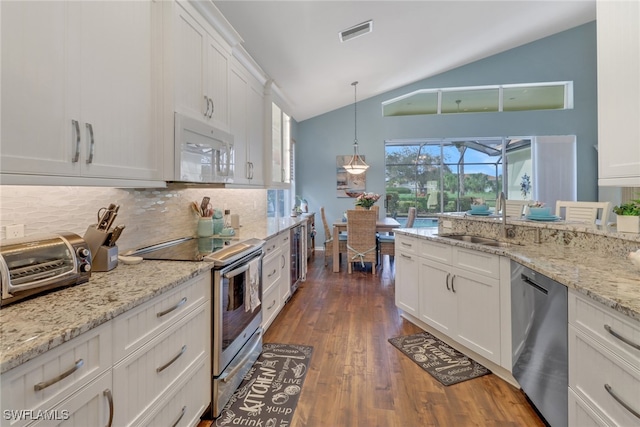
<box><xmin>174</xmin><ymin>112</ymin><xmax>234</xmax><ymax>183</ymax></box>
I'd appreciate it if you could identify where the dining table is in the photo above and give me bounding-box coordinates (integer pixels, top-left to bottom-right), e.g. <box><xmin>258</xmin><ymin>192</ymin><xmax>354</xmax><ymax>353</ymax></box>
<box><xmin>332</xmin><ymin>216</ymin><xmax>401</xmax><ymax>272</ymax></box>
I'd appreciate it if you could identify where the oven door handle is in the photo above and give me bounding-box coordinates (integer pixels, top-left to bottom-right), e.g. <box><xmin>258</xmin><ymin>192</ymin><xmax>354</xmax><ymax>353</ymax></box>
<box><xmin>219</xmin><ymin>328</ymin><xmax>263</xmax><ymax>383</ymax></box>
<box><xmin>224</xmin><ymin>264</ymin><xmax>250</xmax><ymax>279</ymax></box>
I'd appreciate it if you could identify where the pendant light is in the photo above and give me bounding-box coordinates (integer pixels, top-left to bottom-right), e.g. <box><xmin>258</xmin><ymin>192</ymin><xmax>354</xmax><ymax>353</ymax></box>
<box><xmin>344</xmin><ymin>81</ymin><xmax>369</xmax><ymax>175</ymax></box>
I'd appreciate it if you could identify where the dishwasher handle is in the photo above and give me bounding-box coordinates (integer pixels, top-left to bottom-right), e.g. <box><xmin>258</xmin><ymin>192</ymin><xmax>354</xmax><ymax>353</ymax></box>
<box><xmin>521</xmin><ymin>274</ymin><xmax>548</xmax><ymax>295</ymax></box>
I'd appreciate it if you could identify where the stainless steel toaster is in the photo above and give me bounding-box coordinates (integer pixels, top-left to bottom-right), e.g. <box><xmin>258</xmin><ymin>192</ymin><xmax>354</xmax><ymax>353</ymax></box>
<box><xmin>0</xmin><ymin>232</ymin><xmax>92</xmax><ymax>306</ymax></box>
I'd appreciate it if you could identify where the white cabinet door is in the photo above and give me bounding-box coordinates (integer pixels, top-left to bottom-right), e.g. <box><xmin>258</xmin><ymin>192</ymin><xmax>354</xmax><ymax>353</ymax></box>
<box><xmin>597</xmin><ymin>0</ymin><xmax>640</xmax><ymax>186</ymax></box>
<box><xmin>229</xmin><ymin>62</ymin><xmax>250</xmax><ymax>184</ymax></box>
<box><xmin>247</xmin><ymin>79</ymin><xmax>265</xmax><ymax>185</ymax></box>
<box><xmin>280</xmin><ymin>233</ymin><xmax>291</xmax><ymax>305</ymax></box>
<box><xmin>79</xmin><ymin>0</ymin><xmax>160</xmax><ymax>180</ymax></box>
<box><xmin>1</xmin><ymin>1</ymin><xmax>161</xmax><ymax>181</ymax></box>
<box><xmin>395</xmin><ymin>249</ymin><xmax>420</xmax><ymax>317</ymax></box>
<box><xmin>419</xmin><ymin>259</ymin><xmax>456</xmax><ymax>336</ymax></box>
<box><xmin>451</xmin><ymin>268</ymin><xmax>501</xmax><ymax>363</ymax></box>
<box><xmin>174</xmin><ymin>1</ymin><xmax>229</xmax><ymax>131</ymax></box>
<box><xmin>1</xmin><ymin>1</ymin><xmax>79</xmax><ymax>177</ymax></box>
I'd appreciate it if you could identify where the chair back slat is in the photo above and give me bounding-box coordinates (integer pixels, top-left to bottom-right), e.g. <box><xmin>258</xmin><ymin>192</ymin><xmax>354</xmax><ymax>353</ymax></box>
<box><xmin>555</xmin><ymin>201</ymin><xmax>611</xmax><ymax>225</ymax></box>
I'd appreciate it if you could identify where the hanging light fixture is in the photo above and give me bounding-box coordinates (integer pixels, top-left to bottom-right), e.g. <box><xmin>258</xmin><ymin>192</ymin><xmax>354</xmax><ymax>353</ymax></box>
<box><xmin>344</xmin><ymin>81</ymin><xmax>369</xmax><ymax>175</ymax></box>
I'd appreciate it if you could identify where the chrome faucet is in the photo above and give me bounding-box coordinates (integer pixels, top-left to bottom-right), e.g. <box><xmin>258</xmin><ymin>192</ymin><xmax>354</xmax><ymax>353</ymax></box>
<box><xmin>498</xmin><ymin>192</ymin><xmax>514</xmax><ymax>239</ymax></box>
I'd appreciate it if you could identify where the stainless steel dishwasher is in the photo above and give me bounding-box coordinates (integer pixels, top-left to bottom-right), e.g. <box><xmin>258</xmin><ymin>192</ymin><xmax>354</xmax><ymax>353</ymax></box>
<box><xmin>511</xmin><ymin>260</ymin><xmax>568</xmax><ymax>427</ymax></box>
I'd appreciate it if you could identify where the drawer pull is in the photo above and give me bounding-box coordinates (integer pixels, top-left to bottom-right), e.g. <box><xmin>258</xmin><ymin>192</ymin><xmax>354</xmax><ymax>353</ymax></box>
<box><xmin>267</xmin><ymin>268</ymin><xmax>277</xmax><ymax>278</ymax></box>
<box><xmin>604</xmin><ymin>383</ymin><xmax>640</xmax><ymax>419</ymax></box>
<box><xmin>267</xmin><ymin>299</ymin><xmax>277</xmax><ymax>310</ymax></box>
<box><xmin>157</xmin><ymin>297</ymin><xmax>187</xmax><ymax>318</ymax></box>
<box><xmin>103</xmin><ymin>389</ymin><xmax>114</xmax><ymax>427</ymax></box>
<box><xmin>604</xmin><ymin>324</ymin><xmax>640</xmax><ymax>350</ymax></box>
<box><xmin>34</xmin><ymin>359</ymin><xmax>84</xmax><ymax>391</ymax></box>
<box><xmin>156</xmin><ymin>345</ymin><xmax>187</xmax><ymax>373</ymax></box>
<box><xmin>401</xmin><ymin>242</ymin><xmax>412</xmax><ymax>247</ymax></box>
<box><xmin>171</xmin><ymin>405</ymin><xmax>187</xmax><ymax>427</ymax></box>
<box><xmin>400</xmin><ymin>253</ymin><xmax>412</xmax><ymax>260</ymax></box>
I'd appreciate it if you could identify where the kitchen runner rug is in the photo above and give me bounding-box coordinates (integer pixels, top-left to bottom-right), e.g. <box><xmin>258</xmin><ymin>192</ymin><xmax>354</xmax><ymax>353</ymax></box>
<box><xmin>389</xmin><ymin>332</ymin><xmax>490</xmax><ymax>386</ymax></box>
<box><xmin>216</xmin><ymin>343</ymin><xmax>313</xmax><ymax>427</ymax></box>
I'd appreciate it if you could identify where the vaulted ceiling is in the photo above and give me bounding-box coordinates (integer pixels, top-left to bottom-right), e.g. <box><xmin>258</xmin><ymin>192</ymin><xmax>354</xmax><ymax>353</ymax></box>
<box><xmin>214</xmin><ymin>1</ymin><xmax>596</xmax><ymax>122</ymax></box>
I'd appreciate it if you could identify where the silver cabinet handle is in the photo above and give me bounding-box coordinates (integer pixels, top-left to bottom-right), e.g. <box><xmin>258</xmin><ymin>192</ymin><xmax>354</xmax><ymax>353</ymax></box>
<box><xmin>445</xmin><ymin>273</ymin><xmax>451</xmax><ymax>291</ymax></box>
<box><xmin>267</xmin><ymin>299</ymin><xmax>276</xmax><ymax>310</ymax></box>
<box><xmin>204</xmin><ymin>95</ymin><xmax>210</xmax><ymax>117</ymax></box>
<box><xmin>604</xmin><ymin>324</ymin><xmax>640</xmax><ymax>350</ymax></box>
<box><xmin>401</xmin><ymin>241</ymin><xmax>413</xmax><ymax>247</ymax></box>
<box><xmin>85</xmin><ymin>123</ymin><xmax>95</xmax><ymax>164</ymax></box>
<box><xmin>156</xmin><ymin>345</ymin><xmax>187</xmax><ymax>373</ymax></box>
<box><xmin>451</xmin><ymin>275</ymin><xmax>456</xmax><ymax>293</ymax></box>
<box><xmin>156</xmin><ymin>297</ymin><xmax>187</xmax><ymax>318</ymax></box>
<box><xmin>208</xmin><ymin>98</ymin><xmax>214</xmax><ymax>118</ymax></box>
<box><xmin>281</xmin><ymin>254</ymin><xmax>285</xmax><ymax>269</ymax></box>
<box><xmin>103</xmin><ymin>389</ymin><xmax>114</xmax><ymax>427</ymax></box>
<box><xmin>605</xmin><ymin>383</ymin><xmax>640</xmax><ymax>419</ymax></box>
<box><xmin>34</xmin><ymin>359</ymin><xmax>84</xmax><ymax>391</ymax></box>
<box><xmin>248</xmin><ymin>162</ymin><xmax>254</xmax><ymax>179</ymax></box>
<box><xmin>71</xmin><ymin>120</ymin><xmax>81</xmax><ymax>163</ymax></box>
<box><xmin>267</xmin><ymin>268</ymin><xmax>277</xmax><ymax>278</ymax></box>
<box><xmin>171</xmin><ymin>406</ymin><xmax>187</xmax><ymax>427</ymax></box>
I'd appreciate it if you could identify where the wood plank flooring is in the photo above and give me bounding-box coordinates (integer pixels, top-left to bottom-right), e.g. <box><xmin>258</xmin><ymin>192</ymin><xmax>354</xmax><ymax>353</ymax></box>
<box><xmin>200</xmin><ymin>253</ymin><xmax>545</xmax><ymax>427</ymax></box>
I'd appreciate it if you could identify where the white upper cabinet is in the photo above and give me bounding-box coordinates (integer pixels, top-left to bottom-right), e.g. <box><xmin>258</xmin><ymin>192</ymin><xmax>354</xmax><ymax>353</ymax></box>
<box><xmin>266</xmin><ymin>83</ymin><xmax>292</xmax><ymax>188</ymax></box>
<box><xmin>1</xmin><ymin>1</ymin><xmax>163</xmax><ymax>185</ymax></box>
<box><xmin>597</xmin><ymin>0</ymin><xmax>640</xmax><ymax>186</ymax></box>
<box><xmin>174</xmin><ymin>1</ymin><xmax>230</xmax><ymax>131</ymax></box>
<box><xmin>229</xmin><ymin>59</ymin><xmax>265</xmax><ymax>185</ymax></box>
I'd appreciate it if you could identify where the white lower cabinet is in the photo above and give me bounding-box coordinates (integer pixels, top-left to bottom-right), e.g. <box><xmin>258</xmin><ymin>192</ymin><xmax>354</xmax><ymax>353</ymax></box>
<box><xmin>396</xmin><ymin>235</ymin><xmax>502</xmax><ymax>365</ymax></box>
<box><xmin>568</xmin><ymin>290</ymin><xmax>640</xmax><ymax>427</ymax></box>
<box><xmin>568</xmin><ymin>388</ymin><xmax>609</xmax><ymax>427</ymax></box>
<box><xmin>0</xmin><ymin>323</ymin><xmax>112</xmax><ymax>427</ymax></box>
<box><xmin>0</xmin><ymin>272</ymin><xmax>212</xmax><ymax>427</ymax></box>
<box><xmin>261</xmin><ymin>231</ymin><xmax>292</xmax><ymax>331</ymax></box>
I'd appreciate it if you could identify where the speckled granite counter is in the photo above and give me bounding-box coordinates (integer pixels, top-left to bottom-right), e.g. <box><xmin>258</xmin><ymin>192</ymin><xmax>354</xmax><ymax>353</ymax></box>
<box><xmin>0</xmin><ymin>215</ymin><xmax>312</xmax><ymax>375</ymax></box>
<box><xmin>395</xmin><ymin>213</ymin><xmax>640</xmax><ymax>323</ymax></box>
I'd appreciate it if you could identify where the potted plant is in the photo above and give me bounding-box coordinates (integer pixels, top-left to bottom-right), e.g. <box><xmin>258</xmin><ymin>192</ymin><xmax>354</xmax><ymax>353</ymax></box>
<box><xmin>613</xmin><ymin>199</ymin><xmax>640</xmax><ymax>233</ymax></box>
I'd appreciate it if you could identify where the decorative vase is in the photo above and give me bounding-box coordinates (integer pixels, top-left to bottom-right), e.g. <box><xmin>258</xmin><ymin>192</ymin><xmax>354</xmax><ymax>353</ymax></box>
<box><xmin>616</xmin><ymin>215</ymin><xmax>640</xmax><ymax>233</ymax></box>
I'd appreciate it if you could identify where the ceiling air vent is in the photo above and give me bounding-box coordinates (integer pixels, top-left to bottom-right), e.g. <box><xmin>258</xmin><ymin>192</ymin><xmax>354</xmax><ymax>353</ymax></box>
<box><xmin>339</xmin><ymin>20</ymin><xmax>373</xmax><ymax>42</ymax></box>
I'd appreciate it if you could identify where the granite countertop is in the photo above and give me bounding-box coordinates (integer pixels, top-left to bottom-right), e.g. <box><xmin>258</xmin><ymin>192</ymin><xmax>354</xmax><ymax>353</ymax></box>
<box><xmin>0</xmin><ymin>216</ymin><xmax>312</xmax><ymax>375</ymax></box>
<box><xmin>394</xmin><ymin>224</ymin><xmax>640</xmax><ymax>324</ymax></box>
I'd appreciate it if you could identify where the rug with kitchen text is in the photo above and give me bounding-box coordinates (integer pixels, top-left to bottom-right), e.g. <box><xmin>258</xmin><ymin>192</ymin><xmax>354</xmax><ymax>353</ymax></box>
<box><xmin>216</xmin><ymin>343</ymin><xmax>313</xmax><ymax>427</ymax></box>
<box><xmin>389</xmin><ymin>332</ymin><xmax>490</xmax><ymax>386</ymax></box>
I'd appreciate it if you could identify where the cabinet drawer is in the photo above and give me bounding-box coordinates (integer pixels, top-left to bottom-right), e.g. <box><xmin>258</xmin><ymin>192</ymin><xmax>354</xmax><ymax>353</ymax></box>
<box><xmin>113</xmin><ymin>302</ymin><xmax>210</xmax><ymax>426</ymax></box>
<box><xmin>263</xmin><ymin>237</ymin><xmax>279</xmax><ymax>257</ymax></box>
<box><xmin>419</xmin><ymin>239</ymin><xmax>452</xmax><ymax>263</ymax></box>
<box><xmin>453</xmin><ymin>247</ymin><xmax>500</xmax><ymax>278</ymax></box>
<box><xmin>569</xmin><ymin>326</ymin><xmax>640</xmax><ymax>427</ymax></box>
<box><xmin>569</xmin><ymin>388</ymin><xmax>610</xmax><ymax>427</ymax></box>
<box><xmin>112</xmin><ymin>273</ymin><xmax>210</xmax><ymax>361</ymax></box>
<box><xmin>569</xmin><ymin>291</ymin><xmax>640</xmax><ymax>369</ymax></box>
<box><xmin>139</xmin><ymin>356</ymin><xmax>209</xmax><ymax>427</ymax></box>
<box><xmin>261</xmin><ymin>284</ymin><xmax>281</xmax><ymax>331</ymax></box>
<box><xmin>277</xmin><ymin>230</ymin><xmax>291</xmax><ymax>249</ymax></box>
<box><xmin>390</xmin><ymin>234</ymin><xmax>413</xmax><ymax>255</ymax></box>
<box><xmin>262</xmin><ymin>249</ymin><xmax>282</xmax><ymax>295</ymax></box>
<box><xmin>0</xmin><ymin>323</ymin><xmax>112</xmax><ymax>427</ymax></box>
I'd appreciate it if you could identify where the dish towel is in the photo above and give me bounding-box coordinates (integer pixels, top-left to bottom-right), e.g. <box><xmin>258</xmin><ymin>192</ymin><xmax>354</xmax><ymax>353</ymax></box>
<box><xmin>245</xmin><ymin>257</ymin><xmax>261</xmax><ymax>312</ymax></box>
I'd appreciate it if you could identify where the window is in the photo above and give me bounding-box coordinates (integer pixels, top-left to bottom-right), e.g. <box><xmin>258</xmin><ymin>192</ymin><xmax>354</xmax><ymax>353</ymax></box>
<box><xmin>382</xmin><ymin>82</ymin><xmax>572</xmax><ymax>117</ymax></box>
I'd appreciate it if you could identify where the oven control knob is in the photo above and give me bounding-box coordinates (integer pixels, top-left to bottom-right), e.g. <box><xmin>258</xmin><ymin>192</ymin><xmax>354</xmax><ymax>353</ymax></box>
<box><xmin>80</xmin><ymin>263</ymin><xmax>91</xmax><ymax>273</ymax></box>
<box><xmin>76</xmin><ymin>247</ymin><xmax>90</xmax><ymax>259</ymax></box>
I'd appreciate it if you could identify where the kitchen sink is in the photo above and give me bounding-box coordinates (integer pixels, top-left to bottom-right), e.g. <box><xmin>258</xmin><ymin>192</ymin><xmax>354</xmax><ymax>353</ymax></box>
<box><xmin>437</xmin><ymin>234</ymin><xmax>515</xmax><ymax>247</ymax></box>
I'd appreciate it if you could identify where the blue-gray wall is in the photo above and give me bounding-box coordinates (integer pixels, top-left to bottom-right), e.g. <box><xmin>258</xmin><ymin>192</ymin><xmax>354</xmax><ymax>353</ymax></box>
<box><xmin>295</xmin><ymin>22</ymin><xmax>598</xmax><ymax>223</ymax></box>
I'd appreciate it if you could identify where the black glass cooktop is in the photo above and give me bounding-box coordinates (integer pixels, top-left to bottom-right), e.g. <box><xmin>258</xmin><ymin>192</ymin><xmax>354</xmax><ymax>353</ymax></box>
<box><xmin>126</xmin><ymin>236</ymin><xmax>240</xmax><ymax>262</ymax></box>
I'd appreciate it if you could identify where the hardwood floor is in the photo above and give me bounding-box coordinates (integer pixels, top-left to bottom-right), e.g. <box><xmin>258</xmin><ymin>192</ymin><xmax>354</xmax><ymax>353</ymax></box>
<box><xmin>200</xmin><ymin>253</ymin><xmax>545</xmax><ymax>427</ymax></box>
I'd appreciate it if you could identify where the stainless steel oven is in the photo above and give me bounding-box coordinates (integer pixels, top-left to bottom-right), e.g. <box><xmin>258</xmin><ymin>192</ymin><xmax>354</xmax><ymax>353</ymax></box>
<box><xmin>126</xmin><ymin>237</ymin><xmax>265</xmax><ymax>418</ymax></box>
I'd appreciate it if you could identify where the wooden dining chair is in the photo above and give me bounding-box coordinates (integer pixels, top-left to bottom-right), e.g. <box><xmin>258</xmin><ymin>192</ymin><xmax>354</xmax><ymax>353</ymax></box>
<box><xmin>504</xmin><ymin>200</ymin><xmax>529</xmax><ymax>217</ymax></box>
<box><xmin>346</xmin><ymin>209</ymin><xmax>377</xmax><ymax>275</ymax></box>
<box><xmin>555</xmin><ymin>201</ymin><xmax>611</xmax><ymax>225</ymax></box>
<box><xmin>378</xmin><ymin>207</ymin><xmax>416</xmax><ymax>263</ymax></box>
<box><xmin>320</xmin><ymin>206</ymin><xmax>346</xmax><ymax>267</ymax></box>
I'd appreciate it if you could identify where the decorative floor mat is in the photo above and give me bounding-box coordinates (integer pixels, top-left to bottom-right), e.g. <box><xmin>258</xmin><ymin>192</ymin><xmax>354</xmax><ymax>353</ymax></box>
<box><xmin>216</xmin><ymin>343</ymin><xmax>313</xmax><ymax>426</ymax></box>
<box><xmin>389</xmin><ymin>332</ymin><xmax>490</xmax><ymax>386</ymax></box>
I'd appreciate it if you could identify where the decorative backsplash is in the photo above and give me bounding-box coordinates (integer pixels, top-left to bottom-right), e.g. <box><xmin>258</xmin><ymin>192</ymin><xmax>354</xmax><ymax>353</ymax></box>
<box><xmin>0</xmin><ymin>185</ymin><xmax>267</xmax><ymax>251</ymax></box>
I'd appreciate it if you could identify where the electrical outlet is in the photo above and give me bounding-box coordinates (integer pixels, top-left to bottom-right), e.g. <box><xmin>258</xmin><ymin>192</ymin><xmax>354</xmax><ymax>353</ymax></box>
<box><xmin>6</xmin><ymin>224</ymin><xmax>24</xmax><ymax>239</ymax></box>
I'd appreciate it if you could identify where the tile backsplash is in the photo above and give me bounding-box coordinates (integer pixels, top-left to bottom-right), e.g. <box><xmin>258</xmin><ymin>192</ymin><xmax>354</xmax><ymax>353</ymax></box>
<box><xmin>0</xmin><ymin>185</ymin><xmax>267</xmax><ymax>251</ymax></box>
